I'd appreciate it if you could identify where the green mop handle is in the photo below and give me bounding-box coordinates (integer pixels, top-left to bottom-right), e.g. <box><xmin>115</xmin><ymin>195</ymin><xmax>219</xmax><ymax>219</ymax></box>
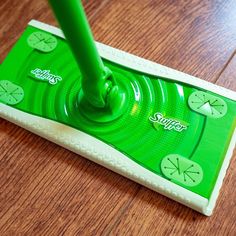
<box><xmin>48</xmin><ymin>0</ymin><xmax>114</xmax><ymax>108</ymax></box>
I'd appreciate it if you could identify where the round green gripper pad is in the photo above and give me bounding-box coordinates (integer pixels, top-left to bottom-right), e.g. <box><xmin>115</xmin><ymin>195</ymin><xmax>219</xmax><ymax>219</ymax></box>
<box><xmin>161</xmin><ymin>154</ymin><xmax>203</xmax><ymax>187</ymax></box>
<box><xmin>188</xmin><ymin>91</ymin><xmax>227</xmax><ymax>118</ymax></box>
<box><xmin>27</xmin><ymin>31</ymin><xmax>58</xmax><ymax>53</ymax></box>
<box><xmin>0</xmin><ymin>80</ymin><xmax>24</xmax><ymax>105</ymax></box>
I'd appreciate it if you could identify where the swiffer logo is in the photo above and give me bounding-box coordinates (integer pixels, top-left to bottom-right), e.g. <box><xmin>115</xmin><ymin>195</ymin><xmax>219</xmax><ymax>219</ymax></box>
<box><xmin>149</xmin><ymin>112</ymin><xmax>188</xmax><ymax>132</ymax></box>
<box><xmin>30</xmin><ymin>68</ymin><xmax>62</xmax><ymax>85</ymax></box>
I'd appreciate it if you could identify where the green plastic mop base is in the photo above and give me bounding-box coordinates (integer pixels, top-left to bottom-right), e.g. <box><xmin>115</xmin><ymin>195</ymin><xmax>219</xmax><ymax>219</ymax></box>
<box><xmin>0</xmin><ymin>20</ymin><xmax>235</xmax><ymax>215</ymax></box>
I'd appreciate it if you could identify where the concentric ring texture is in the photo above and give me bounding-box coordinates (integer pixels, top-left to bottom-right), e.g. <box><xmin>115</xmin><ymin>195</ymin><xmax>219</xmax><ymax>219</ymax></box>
<box><xmin>2</xmin><ymin>26</ymin><xmax>236</xmax><ymax>198</ymax></box>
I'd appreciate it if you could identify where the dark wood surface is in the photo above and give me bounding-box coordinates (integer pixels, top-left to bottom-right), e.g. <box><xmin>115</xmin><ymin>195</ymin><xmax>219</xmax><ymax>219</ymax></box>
<box><xmin>0</xmin><ymin>0</ymin><xmax>236</xmax><ymax>235</ymax></box>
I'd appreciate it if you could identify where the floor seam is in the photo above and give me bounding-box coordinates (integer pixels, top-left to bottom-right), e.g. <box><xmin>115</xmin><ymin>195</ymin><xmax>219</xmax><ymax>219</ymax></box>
<box><xmin>214</xmin><ymin>50</ymin><xmax>236</xmax><ymax>84</ymax></box>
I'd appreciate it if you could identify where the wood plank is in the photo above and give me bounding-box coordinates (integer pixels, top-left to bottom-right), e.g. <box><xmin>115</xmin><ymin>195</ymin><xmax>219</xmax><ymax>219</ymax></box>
<box><xmin>89</xmin><ymin>0</ymin><xmax>236</xmax><ymax>82</ymax></box>
<box><xmin>0</xmin><ymin>0</ymin><xmax>105</xmax><ymax>63</ymax></box>
<box><xmin>107</xmin><ymin>152</ymin><xmax>236</xmax><ymax>235</ymax></box>
<box><xmin>216</xmin><ymin>52</ymin><xmax>236</xmax><ymax>91</ymax></box>
<box><xmin>0</xmin><ymin>0</ymin><xmax>236</xmax><ymax>235</ymax></box>
<box><xmin>0</xmin><ymin>121</ymin><xmax>140</xmax><ymax>235</ymax></box>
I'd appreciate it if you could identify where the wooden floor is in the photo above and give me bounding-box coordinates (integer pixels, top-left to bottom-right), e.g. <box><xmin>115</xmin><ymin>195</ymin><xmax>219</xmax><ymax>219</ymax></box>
<box><xmin>0</xmin><ymin>0</ymin><xmax>236</xmax><ymax>235</ymax></box>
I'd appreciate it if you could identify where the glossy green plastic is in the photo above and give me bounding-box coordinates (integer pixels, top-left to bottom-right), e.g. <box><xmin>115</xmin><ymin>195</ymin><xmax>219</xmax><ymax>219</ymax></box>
<box><xmin>48</xmin><ymin>0</ymin><xmax>124</xmax><ymax>115</ymax></box>
<box><xmin>188</xmin><ymin>91</ymin><xmax>227</xmax><ymax>118</ymax></box>
<box><xmin>27</xmin><ymin>31</ymin><xmax>57</xmax><ymax>52</ymax></box>
<box><xmin>161</xmin><ymin>154</ymin><xmax>203</xmax><ymax>187</ymax></box>
<box><xmin>0</xmin><ymin>80</ymin><xmax>24</xmax><ymax>105</ymax></box>
<box><xmin>0</xmin><ymin>24</ymin><xmax>236</xmax><ymax>199</ymax></box>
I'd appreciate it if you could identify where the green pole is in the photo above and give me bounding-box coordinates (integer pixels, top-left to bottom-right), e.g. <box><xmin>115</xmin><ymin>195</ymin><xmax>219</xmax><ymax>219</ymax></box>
<box><xmin>48</xmin><ymin>0</ymin><xmax>114</xmax><ymax>108</ymax></box>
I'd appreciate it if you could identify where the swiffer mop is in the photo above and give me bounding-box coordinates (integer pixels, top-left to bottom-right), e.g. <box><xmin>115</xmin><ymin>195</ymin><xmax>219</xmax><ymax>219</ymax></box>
<box><xmin>0</xmin><ymin>0</ymin><xmax>235</xmax><ymax>216</ymax></box>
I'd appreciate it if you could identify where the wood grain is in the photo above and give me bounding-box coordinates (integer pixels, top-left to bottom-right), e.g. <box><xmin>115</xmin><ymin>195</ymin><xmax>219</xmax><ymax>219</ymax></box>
<box><xmin>89</xmin><ymin>0</ymin><xmax>236</xmax><ymax>82</ymax></box>
<box><xmin>0</xmin><ymin>0</ymin><xmax>236</xmax><ymax>235</ymax></box>
<box><xmin>0</xmin><ymin>0</ymin><xmax>104</xmax><ymax>62</ymax></box>
<box><xmin>216</xmin><ymin>52</ymin><xmax>236</xmax><ymax>91</ymax></box>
